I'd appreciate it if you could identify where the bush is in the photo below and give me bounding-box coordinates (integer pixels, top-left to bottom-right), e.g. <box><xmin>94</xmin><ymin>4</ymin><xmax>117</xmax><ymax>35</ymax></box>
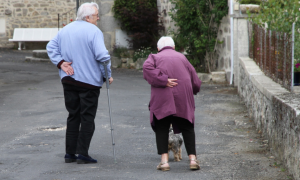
<box><xmin>239</xmin><ymin>0</ymin><xmax>261</xmax><ymax>5</ymax></box>
<box><xmin>133</xmin><ymin>47</ymin><xmax>154</xmax><ymax>62</ymax></box>
<box><xmin>248</xmin><ymin>0</ymin><xmax>300</xmax><ymax>67</ymax></box>
<box><xmin>249</xmin><ymin>0</ymin><xmax>299</xmax><ymax>33</ymax></box>
<box><xmin>112</xmin><ymin>45</ymin><xmax>130</xmax><ymax>58</ymax></box>
<box><xmin>112</xmin><ymin>0</ymin><xmax>164</xmax><ymax>50</ymax></box>
<box><xmin>169</xmin><ymin>0</ymin><xmax>228</xmax><ymax>73</ymax></box>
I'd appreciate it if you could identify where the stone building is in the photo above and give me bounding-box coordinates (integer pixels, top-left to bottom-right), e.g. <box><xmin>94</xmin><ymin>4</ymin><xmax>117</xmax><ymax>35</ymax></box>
<box><xmin>0</xmin><ymin>0</ymin><xmax>76</xmax><ymax>48</ymax></box>
<box><xmin>0</xmin><ymin>0</ymin><xmax>175</xmax><ymax>51</ymax></box>
<box><xmin>0</xmin><ymin>0</ymin><xmax>119</xmax><ymax>51</ymax></box>
<box><xmin>1</xmin><ymin>0</ymin><xmax>240</xmax><ymax>84</ymax></box>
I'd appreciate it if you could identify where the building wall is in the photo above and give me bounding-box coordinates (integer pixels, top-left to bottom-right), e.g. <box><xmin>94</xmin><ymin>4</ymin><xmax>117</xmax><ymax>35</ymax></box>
<box><xmin>0</xmin><ymin>0</ymin><xmax>119</xmax><ymax>51</ymax></box>
<box><xmin>0</xmin><ymin>0</ymin><xmax>76</xmax><ymax>48</ymax></box>
<box><xmin>157</xmin><ymin>0</ymin><xmax>176</xmax><ymax>34</ymax></box>
<box><xmin>215</xmin><ymin>15</ymin><xmax>231</xmax><ymax>73</ymax></box>
<box><xmin>215</xmin><ymin>0</ymin><xmax>249</xmax><ymax>85</ymax></box>
<box><xmin>0</xmin><ymin>0</ymin><xmax>176</xmax><ymax>51</ymax></box>
<box><xmin>81</xmin><ymin>0</ymin><xmax>120</xmax><ymax>51</ymax></box>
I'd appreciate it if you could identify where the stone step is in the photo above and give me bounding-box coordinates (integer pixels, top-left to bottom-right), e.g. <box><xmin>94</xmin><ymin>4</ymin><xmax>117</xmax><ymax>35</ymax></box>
<box><xmin>197</xmin><ymin>73</ymin><xmax>212</xmax><ymax>83</ymax></box>
<box><xmin>25</xmin><ymin>56</ymin><xmax>51</xmax><ymax>62</ymax></box>
<box><xmin>198</xmin><ymin>71</ymin><xmax>227</xmax><ymax>83</ymax></box>
<box><xmin>211</xmin><ymin>71</ymin><xmax>226</xmax><ymax>83</ymax></box>
<box><xmin>32</xmin><ymin>50</ymin><xmax>49</xmax><ymax>59</ymax></box>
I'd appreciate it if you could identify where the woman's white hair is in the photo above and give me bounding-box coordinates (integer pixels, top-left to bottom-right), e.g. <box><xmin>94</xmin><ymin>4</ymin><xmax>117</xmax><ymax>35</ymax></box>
<box><xmin>157</xmin><ymin>36</ymin><xmax>175</xmax><ymax>50</ymax></box>
<box><xmin>76</xmin><ymin>2</ymin><xmax>99</xmax><ymax>21</ymax></box>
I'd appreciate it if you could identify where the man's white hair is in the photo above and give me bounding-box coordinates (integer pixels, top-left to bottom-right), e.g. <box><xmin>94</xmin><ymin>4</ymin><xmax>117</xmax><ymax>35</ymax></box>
<box><xmin>76</xmin><ymin>2</ymin><xmax>99</xmax><ymax>21</ymax></box>
<box><xmin>157</xmin><ymin>36</ymin><xmax>175</xmax><ymax>50</ymax></box>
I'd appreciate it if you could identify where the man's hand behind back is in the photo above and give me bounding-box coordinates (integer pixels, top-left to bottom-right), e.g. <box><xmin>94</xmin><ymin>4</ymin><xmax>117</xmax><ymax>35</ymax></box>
<box><xmin>61</xmin><ymin>62</ymin><xmax>74</xmax><ymax>75</ymax></box>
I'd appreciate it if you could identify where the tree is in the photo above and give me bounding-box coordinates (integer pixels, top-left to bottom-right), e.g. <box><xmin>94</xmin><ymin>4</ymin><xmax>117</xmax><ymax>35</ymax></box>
<box><xmin>169</xmin><ymin>0</ymin><xmax>228</xmax><ymax>72</ymax></box>
<box><xmin>112</xmin><ymin>0</ymin><xmax>164</xmax><ymax>49</ymax></box>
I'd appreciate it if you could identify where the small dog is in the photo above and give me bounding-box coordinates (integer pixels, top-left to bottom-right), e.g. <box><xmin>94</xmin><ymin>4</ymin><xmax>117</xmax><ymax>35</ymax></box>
<box><xmin>168</xmin><ymin>126</ymin><xmax>183</xmax><ymax>161</ymax></box>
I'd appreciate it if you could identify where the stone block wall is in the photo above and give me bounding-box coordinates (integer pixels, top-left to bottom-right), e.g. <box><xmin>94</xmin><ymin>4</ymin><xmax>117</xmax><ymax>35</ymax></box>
<box><xmin>238</xmin><ymin>57</ymin><xmax>300</xmax><ymax>179</ymax></box>
<box><xmin>215</xmin><ymin>15</ymin><xmax>231</xmax><ymax>73</ymax></box>
<box><xmin>0</xmin><ymin>0</ymin><xmax>76</xmax><ymax>48</ymax></box>
<box><xmin>65</xmin><ymin>0</ymin><xmax>120</xmax><ymax>51</ymax></box>
<box><xmin>157</xmin><ymin>0</ymin><xmax>176</xmax><ymax>34</ymax></box>
<box><xmin>0</xmin><ymin>0</ymin><xmax>119</xmax><ymax>51</ymax></box>
<box><xmin>86</xmin><ymin>0</ymin><xmax>120</xmax><ymax>51</ymax></box>
<box><xmin>215</xmin><ymin>0</ymin><xmax>250</xmax><ymax>84</ymax></box>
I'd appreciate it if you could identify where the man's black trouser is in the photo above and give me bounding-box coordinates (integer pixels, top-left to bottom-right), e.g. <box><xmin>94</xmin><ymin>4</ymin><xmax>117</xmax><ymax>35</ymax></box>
<box><xmin>154</xmin><ymin>115</ymin><xmax>196</xmax><ymax>156</ymax></box>
<box><xmin>63</xmin><ymin>83</ymin><xmax>100</xmax><ymax>156</ymax></box>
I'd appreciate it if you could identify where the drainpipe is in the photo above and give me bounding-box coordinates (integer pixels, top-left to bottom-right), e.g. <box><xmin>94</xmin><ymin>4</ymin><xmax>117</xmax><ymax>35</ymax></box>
<box><xmin>291</xmin><ymin>22</ymin><xmax>295</xmax><ymax>92</ymax></box>
<box><xmin>230</xmin><ymin>0</ymin><xmax>234</xmax><ymax>85</ymax></box>
<box><xmin>76</xmin><ymin>0</ymin><xmax>79</xmax><ymax>13</ymax></box>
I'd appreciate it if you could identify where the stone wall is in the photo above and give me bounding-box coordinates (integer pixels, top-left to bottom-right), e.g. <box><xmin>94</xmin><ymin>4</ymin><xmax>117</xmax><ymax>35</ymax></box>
<box><xmin>0</xmin><ymin>0</ymin><xmax>119</xmax><ymax>51</ymax></box>
<box><xmin>0</xmin><ymin>0</ymin><xmax>76</xmax><ymax>48</ymax></box>
<box><xmin>215</xmin><ymin>15</ymin><xmax>231</xmax><ymax>73</ymax></box>
<box><xmin>235</xmin><ymin>2</ymin><xmax>300</xmax><ymax>177</ymax></box>
<box><xmin>157</xmin><ymin>0</ymin><xmax>176</xmax><ymax>34</ymax></box>
<box><xmin>238</xmin><ymin>57</ymin><xmax>300</xmax><ymax>179</ymax></box>
<box><xmin>93</xmin><ymin>0</ymin><xmax>119</xmax><ymax>51</ymax></box>
<box><xmin>215</xmin><ymin>0</ymin><xmax>250</xmax><ymax>84</ymax></box>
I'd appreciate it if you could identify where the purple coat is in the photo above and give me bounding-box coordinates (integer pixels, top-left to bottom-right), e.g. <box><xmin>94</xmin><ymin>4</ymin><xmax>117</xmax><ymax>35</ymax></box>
<box><xmin>143</xmin><ymin>46</ymin><xmax>201</xmax><ymax>133</ymax></box>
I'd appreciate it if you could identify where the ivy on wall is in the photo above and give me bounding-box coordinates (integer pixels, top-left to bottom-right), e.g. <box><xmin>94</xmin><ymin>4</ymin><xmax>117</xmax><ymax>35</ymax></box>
<box><xmin>112</xmin><ymin>0</ymin><xmax>164</xmax><ymax>49</ymax></box>
<box><xmin>169</xmin><ymin>0</ymin><xmax>228</xmax><ymax>73</ymax></box>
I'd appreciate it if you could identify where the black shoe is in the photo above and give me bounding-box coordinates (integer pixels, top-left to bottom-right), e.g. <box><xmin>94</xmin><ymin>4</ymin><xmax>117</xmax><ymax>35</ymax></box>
<box><xmin>77</xmin><ymin>154</ymin><xmax>97</xmax><ymax>164</ymax></box>
<box><xmin>64</xmin><ymin>154</ymin><xmax>77</xmax><ymax>163</ymax></box>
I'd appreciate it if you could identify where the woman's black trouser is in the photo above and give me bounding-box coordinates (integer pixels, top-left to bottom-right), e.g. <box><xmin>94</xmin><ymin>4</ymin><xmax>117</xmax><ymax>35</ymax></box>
<box><xmin>154</xmin><ymin>115</ymin><xmax>196</xmax><ymax>156</ymax></box>
<box><xmin>63</xmin><ymin>83</ymin><xmax>100</xmax><ymax>157</ymax></box>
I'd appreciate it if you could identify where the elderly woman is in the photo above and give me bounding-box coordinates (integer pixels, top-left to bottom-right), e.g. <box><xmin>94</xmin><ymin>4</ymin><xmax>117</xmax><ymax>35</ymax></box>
<box><xmin>143</xmin><ymin>36</ymin><xmax>202</xmax><ymax>171</ymax></box>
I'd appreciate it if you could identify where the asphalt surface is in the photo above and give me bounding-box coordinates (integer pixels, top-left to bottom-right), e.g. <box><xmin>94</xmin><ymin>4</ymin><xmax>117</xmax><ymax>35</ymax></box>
<box><xmin>0</xmin><ymin>49</ymin><xmax>294</xmax><ymax>180</ymax></box>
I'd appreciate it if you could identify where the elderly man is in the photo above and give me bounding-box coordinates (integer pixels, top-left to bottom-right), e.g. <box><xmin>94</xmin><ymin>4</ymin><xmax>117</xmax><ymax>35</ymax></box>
<box><xmin>47</xmin><ymin>2</ymin><xmax>113</xmax><ymax>164</ymax></box>
<box><xmin>143</xmin><ymin>36</ymin><xmax>201</xmax><ymax>171</ymax></box>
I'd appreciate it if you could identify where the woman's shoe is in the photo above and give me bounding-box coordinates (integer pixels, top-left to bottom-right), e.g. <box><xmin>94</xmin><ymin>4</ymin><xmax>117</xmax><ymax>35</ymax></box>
<box><xmin>157</xmin><ymin>161</ymin><xmax>170</xmax><ymax>171</ymax></box>
<box><xmin>189</xmin><ymin>158</ymin><xmax>200</xmax><ymax>170</ymax></box>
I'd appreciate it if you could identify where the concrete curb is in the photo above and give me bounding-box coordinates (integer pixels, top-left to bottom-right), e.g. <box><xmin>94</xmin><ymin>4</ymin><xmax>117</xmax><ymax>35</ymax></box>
<box><xmin>25</xmin><ymin>56</ymin><xmax>51</xmax><ymax>62</ymax></box>
<box><xmin>198</xmin><ymin>71</ymin><xmax>227</xmax><ymax>83</ymax></box>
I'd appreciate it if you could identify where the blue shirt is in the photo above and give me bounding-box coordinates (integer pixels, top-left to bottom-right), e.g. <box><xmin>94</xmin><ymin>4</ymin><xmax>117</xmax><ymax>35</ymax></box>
<box><xmin>46</xmin><ymin>20</ymin><xmax>111</xmax><ymax>87</ymax></box>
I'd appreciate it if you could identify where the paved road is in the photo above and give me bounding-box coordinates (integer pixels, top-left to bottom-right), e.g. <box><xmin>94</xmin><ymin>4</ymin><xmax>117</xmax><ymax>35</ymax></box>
<box><xmin>0</xmin><ymin>49</ymin><xmax>293</xmax><ymax>180</ymax></box>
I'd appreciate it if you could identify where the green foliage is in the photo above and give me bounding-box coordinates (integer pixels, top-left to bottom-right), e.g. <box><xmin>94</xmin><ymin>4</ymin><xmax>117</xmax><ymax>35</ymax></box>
<box><xmin>248</xmin><ymin>0</ymin><xmax>300</xmax><ymax>63</ymax></box>
<box><xmin>169</xmin><ymin>0</ymin><xmax>228</xmax><ymax>73</ymax></box>
<box><xmin>112</xmin><ymin>45</ymin><xmax>130</xmax><ymax>58</ymax></box>
<box><xmin>295</xmin><ymin>32</ymin><xmax>300</xmax><ymax>62</ymax></box>
<box><xmin>239</xmin><ymin>0</ymin><xmax>261</xmax><ymax>5</ymax></box>
<box><xmin>133</xmin><ymin>47</ymin><xmax>154</xmax><ymax>62</ymax></box>
<box><xmin>112</xmin><ymin>0</ymin><xmax>164</xmax><ymax>49</ymax></box>
<box><xmin>294</xmin><ymin>59</ymin><xmax>300</xmax><ymax>72</ymax></box>
<box><xmin>248</xmin><ymin>0</ymin><xmax>300</xmax><ymax>33</ymax></box>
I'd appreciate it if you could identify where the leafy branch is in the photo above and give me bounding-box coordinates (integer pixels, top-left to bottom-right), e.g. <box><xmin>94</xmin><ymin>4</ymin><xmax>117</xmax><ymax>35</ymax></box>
<box><xmin>169</xmin><ymin>0</ymin><xmax>228</xmax><ymax>72</ymax></box>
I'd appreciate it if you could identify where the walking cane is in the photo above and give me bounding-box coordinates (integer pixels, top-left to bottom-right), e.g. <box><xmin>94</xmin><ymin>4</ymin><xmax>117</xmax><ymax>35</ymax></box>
<box><xmin>101</xmin><ymin>60</ymin><xmax>116</xmax><ymax>163</ymax></box>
